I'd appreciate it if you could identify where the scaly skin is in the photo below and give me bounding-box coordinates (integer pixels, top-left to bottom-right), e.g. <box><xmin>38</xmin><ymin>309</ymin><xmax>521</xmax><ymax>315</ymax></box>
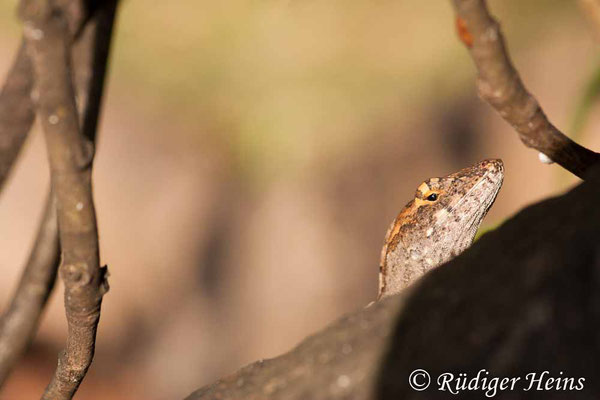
<box><xmin>378</xmin><ymin>159</ymin><xmax>504</xmax><ymax>299</ymax></box>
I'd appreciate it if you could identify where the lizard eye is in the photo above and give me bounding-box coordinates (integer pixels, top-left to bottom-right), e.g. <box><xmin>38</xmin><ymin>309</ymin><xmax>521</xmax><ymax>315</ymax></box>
<box><xmin>426</xmin><ymin>193</ymin><xmax>438</xmax><ymax>201</ymax></box>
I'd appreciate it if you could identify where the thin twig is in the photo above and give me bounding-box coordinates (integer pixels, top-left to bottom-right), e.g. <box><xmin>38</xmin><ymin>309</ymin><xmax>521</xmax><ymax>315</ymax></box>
<box><xmin>0</xmin><ymin>0</ymin><xmax>117</xmax><ymax>387</ymax></box>
<box><xmin>20</xmin><ymin>1</ymin><xmax>110</xmax><ymax>398</ymax></box>
<box><xmin>0</xmin><ymin>44</ymin><xmax>35</xmax><ymax>190</ymax></box>
<box><xmin>0</xmin><ymin>0</ymin><xmax>93</xmax><ymax>193</ymax></box>
<box><xmin>71</xmin><ymin>0</ymin><xmax>118</xmax><ymax>142</ymax></box>
<box><xmin>451</xmin><ymin>0</ymin><xmax>600</xmax><ymax>179</ymax></box>
<box><xmin>0</xmin><ymin>194</ymin><xmax>59</xmax><ymax>386</ymax></box>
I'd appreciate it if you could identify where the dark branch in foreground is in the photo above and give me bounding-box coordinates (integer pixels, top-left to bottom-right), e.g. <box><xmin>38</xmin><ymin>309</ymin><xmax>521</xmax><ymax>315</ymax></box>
<box><xmin>71</xmin><ymin>0</ymin><xmax>118</xmax><ymax>142</ymax></box>
<box><xmin>451</xmin><ymin>0</ymin><xmax>600</xmax><ymax>179</ymax></box>
<box><xmin>187</xmin><ymin>165</ymin><xmax>600</xmax><ymax>400</ymax></box>
<box><xmin>20</xmin><ymin>1</ymin><xmax>112</xmax><ymax>398</ymax></box>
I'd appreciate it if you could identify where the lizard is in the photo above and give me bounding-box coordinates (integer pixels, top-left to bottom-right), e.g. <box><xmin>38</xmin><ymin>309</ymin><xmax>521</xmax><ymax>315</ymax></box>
<box><xmin>378</xmin><ymin>159</ymin><xmax>504</xmax><ymax>299</ymax></box>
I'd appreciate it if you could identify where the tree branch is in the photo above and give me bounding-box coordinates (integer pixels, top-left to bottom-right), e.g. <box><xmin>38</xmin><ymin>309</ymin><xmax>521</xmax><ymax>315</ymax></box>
<box><xmin>19</xmin><ymin>1</ymin><xmax>111</xmax><ymax>398</ymax></box>
<box><xmin>451</xmin><ymin>0</ymin><xmax>600</xmax><ymax>179</ymax></box>
<box><xmin>0</xmin><ymin>1</ymin><xmax>117</xmax><ymax>388</ymax></box>
<box><xmin>0</xmin><ymin>194</ymin><xmax>59</xmax><ymax>386</ymax></box>
<box><xmin>0</xmin><ymin>44</ymin><xmax>35</xmax><ymax>191</ymax></box>
<box><xmin>0</xmin><ymin>0</ymin><xmax>96</xmax><ymax>193</ymax></box>
<box><xmin>71</xmin><ymin>0</ymin><xmax>118</xmax><ymax>142</ymax></box>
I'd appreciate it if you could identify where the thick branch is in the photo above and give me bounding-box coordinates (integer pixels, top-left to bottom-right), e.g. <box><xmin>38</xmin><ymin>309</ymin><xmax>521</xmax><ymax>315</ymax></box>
<box><xmin>186</xmin><ymin>165</ymin><xmax>600</xmax><ymax>400</ymax></box>
<box><xmin>20</xmin><ymin>2</ymin><xmax>110</xmax><ymax>399</ymax></box>
<box><xmin>452</xmin><ymin>0</ymin><xmax>600</xmax><ymax>179</ymax></box>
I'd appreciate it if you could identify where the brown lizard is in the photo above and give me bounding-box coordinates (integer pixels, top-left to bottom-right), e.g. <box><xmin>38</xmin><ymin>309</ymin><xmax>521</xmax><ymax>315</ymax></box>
<box><xmin>378</xmin><ymin>159</ymin><xmax>504</xmax><ymax>299</ymax></box>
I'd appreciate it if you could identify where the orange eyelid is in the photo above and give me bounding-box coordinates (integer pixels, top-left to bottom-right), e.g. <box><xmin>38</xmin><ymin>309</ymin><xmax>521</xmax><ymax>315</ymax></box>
<box><xmin>413</xmin><ymin>186</ymin><xmax>443</xmax><ymax>207</ymax></box>
<box><xmin>414</xmin><ymin>198</ymin><xmax>427</xmax><ymax>207</ymax></box>
<box><xmin>414</xmin><ymin>191</ymin><xmax>440</xmax><ymax>207</ymax></box>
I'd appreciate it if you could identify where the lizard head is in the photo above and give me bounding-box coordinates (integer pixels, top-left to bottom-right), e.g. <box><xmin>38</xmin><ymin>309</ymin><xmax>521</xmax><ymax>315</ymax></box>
<box><xmin>380</xmin><ymin>159</ymin><xmax>503</xmax><ymax>297</ymax></box>
<box><xmin>412</xmin><ymin>158</ymin><xmax>504</xmax><ymax>253</ymax></box>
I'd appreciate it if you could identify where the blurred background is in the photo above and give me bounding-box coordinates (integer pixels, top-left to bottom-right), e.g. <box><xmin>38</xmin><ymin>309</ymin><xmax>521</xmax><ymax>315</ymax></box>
<box><xmin>0</xmin><ymin>0</ymin><xmax>598</xmax><ymax>398</ymax></box>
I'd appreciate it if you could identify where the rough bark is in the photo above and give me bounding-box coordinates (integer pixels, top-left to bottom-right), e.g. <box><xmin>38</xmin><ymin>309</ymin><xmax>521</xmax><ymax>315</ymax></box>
<box><xmin>187</xmin><ymin>165</ymin><xmax>600</xmax><ymax>400</ymax></box>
